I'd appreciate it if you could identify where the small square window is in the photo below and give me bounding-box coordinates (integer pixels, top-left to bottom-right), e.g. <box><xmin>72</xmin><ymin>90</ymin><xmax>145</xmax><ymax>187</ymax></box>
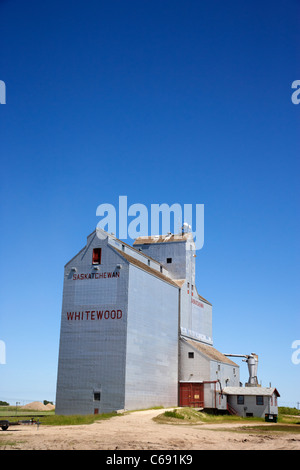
<box><xmin>237</xmin><ymin>395</ymin><xmax>244</xmax><ymax>405</ymax></box>
<box><xmin>94</xmin><ymin>392</ymin><xmax>101</xmax><ymax>401</ymax></box>
<box><xmin>92</xmin><ymin>248</ymin><xmax>101</xmax><ymax>265</ymax></box>
<box><xmin>167</xmin><ymin>258</ymin><xmax>172</xmax><ymax>263</ymax></box>
<box><xmin>256</xmin><ymin>396</ymin><xmax>264</xmax><ymax>405</ymax></box>
<box><xmin>188</xmin><ymin>352</ymin><xmax>194</xmax><ymax>359</ymax></box>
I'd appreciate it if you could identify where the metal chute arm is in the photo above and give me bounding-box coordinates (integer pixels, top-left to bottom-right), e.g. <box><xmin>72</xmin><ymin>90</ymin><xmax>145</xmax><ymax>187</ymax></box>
<box><xmin>223</xmin><ymin>354</ymin><xmax>249</xmax><ymax>358</ymax></box>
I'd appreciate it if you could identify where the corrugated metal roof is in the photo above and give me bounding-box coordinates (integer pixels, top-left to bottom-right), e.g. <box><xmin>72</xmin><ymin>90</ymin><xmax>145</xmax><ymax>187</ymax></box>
<box><xmin>223</xmin><ymin>387</ymin><xmax>280</xmax><ymax>397</ymax></box>
<box><xmin>111</xmin><ymin>248</ymin><xmax>212</xmax><ymax>304</ymax></box>
<box><xmin>182</xmin><ymin>338</ymin><xmax>238</xmax><ymax>366</ymax></box>
<box><xmin>133</xmin><ymin>233</ymin><xmax>192</xmax><ymax>245</ymax></box>
<box><xmin>197</xmin><ymin>294</ymin><xmax>212</xmax><ymax>306</ymax></box>
<box><xmin>67</xmin><ymin>230</ymin><xmax>212</xmax><ymax>305</ymax></box>
<box><xmin>111</xmin><ymin>246</ymin><xmax>179</xmax><ymax>288</ymax></box>
<box><xmin>173</xmin><ymin>279</ymin><xmax>186</xmax><ymax>287</ymax></box>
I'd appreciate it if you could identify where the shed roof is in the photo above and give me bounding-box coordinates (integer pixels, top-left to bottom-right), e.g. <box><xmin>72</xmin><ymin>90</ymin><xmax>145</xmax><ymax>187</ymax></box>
<box><xmin>223</xmin><ymin>387</ymin><xmax>280</xmax><ymax>397</ymax></box>
<box><xmin>182</xmin><ymin>338</ymin><xmax>238</xmax><ymax>366</ymax></box>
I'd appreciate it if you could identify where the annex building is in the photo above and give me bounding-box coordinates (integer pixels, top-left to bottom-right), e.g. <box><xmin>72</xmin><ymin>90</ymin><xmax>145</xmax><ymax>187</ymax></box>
<box><xmin>56</xmin><ymin>227</ymin><xmax>243</xmax><ymax>415</ymax></box>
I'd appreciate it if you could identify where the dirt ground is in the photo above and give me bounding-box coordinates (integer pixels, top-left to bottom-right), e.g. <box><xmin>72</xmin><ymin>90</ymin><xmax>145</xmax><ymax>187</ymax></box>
<box><xmin>1</xmin><ymin>408</ymin><xmax>300</xmax><ymax>450</ymax></box>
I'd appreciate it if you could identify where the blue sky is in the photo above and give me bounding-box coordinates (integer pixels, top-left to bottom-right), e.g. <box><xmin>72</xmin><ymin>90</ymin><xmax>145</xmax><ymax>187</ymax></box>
<box><xmin>0</xmin><ymin>0</ymin><xmax>299</xmax><ymax>407</ymax></box>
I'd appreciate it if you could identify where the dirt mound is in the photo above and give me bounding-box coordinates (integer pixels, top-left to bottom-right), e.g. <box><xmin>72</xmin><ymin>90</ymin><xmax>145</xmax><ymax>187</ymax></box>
<box><xmin>21</xmin><ymin>401</ymin><xmax>49</xmax><ymax>411</ymax></box>
<box><xmin>45</xmin><ymin>403</ymin><xmax>55</xmax><ymax>410</ymax></box>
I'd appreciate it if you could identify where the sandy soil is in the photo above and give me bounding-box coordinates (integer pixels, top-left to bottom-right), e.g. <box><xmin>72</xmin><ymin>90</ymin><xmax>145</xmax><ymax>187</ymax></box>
<box><xmin>1</xmin><ymin>408</ymin><xmax>299</xmax><ymax>450</ymax></box>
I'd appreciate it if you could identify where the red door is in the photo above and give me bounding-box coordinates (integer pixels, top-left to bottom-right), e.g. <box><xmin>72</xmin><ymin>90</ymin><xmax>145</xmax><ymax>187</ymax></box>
<box><xmin>179</xmin><ymin>383</ymin><xmax>204</xmax><ymax>408</ymax></box>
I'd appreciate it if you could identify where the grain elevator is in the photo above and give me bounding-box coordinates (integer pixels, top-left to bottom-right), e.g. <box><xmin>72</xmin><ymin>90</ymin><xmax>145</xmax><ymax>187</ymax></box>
<box><xmin>56</xmin><ymin>227</ymin><xmax>240</xmax><ymax>415</ymax></box>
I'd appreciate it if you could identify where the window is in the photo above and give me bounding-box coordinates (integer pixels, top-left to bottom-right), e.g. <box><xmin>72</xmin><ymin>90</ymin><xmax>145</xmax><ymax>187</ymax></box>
<box><xmin>148</xmin><ymin>259</ymin><xmax>150</xmax><ymax>266</ymax></box>
<box><xmin>94</xmin><ymin>392</ymin><xmax>101</xmax><ymax>401</ymax></box>
<box><xmin>92</xmin><ymin>248</ymin><xmax>101</xmax><ymax>265</ymax></box>
<box><xmin>237</xmin><ymin>395</ymin><xmax>244</xmax><ymax>405</ymax></box>
<box><xmin>256</xmin><ymin>396</ymin><xmax>264</xmax><ymax>405</ymax></box>
<box><xmin>167</xmin><ymin>258</ymin><xmax>172</xmax><ymax>263</ymax></box>
<box><xmin>188</xmin><ymin>352</ymin><xmax>194</xmax><ymax>359</ymax></box>
<box><xmin>122</xmin><ymin>244</ymin><xmax>125</xmax><ymax>251</ymax></box>
<box><xmin>160</xmin><ymin>265</ymin><xmax>163</xmax><ymax>273</ymax></box>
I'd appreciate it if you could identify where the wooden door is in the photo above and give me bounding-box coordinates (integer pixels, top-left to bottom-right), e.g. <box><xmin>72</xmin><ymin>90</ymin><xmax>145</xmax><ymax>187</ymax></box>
<box><xmin>179</xmin><ymin>383</ymin><xmax>204</xmax><ymax>408</ymax></box>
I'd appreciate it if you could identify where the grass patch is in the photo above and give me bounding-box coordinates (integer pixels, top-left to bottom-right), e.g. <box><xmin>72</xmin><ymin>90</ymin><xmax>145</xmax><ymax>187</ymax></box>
<box><xmin>154</xmin><ymin>407</ymin><xmax>201</xmax><ymax>424</ymax></box>
<box><xmin>164</xmin><ymin>410</ymin><xmax>185</xmax><ymax>420</ymax></box>
<box><xmin>0</xmin><ymin>405</ymin><xmax>119</xmax><ymax>427</ymax></box>
<box><xmin>154</xmin><ymin>408</ymin><xmax>263</xmax><ymax>426</ymax></box>
<box><xmin>278</xmin><ymin>415</ymin><xmax>300</xmax><ymax>425</ymax></box>
<box><xmin>154</xmin><ymin>407</ymin><xmax>300</xmax><ymax>437</ymax></box>
<box><xmin>124</xmin><ymin>406</ymin><xmax>164</xmax><ymax>414</ymax></box>
<box><xmin>235</xmin><ymin>424</ymin><xmax>300</xmax><ymax>435</ymax></box>
<box><xmin>279</xmin><ymin>407</ymin><xmax>300</xmax><ymax>416</ymax></box>
<box><xmin>41</xmin><ymin>411</ymin><xmax>118</xmax><ymax>426</ymax></box>
<box><xmin>0</xmin><ymin>439</ymin><xmax>19</xmax><ymax>447</ymax></box>
<box><xmin>154</xmin><ymin>408</ymin><xmax>242</xmax><ymax>425</ymax></box>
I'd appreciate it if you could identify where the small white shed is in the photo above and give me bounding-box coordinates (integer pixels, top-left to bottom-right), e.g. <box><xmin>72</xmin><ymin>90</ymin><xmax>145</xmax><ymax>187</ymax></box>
<box><xmin>222</xmin><ymin>386</ymin><xmax>280</xmax><ymax>418</ymax></box>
